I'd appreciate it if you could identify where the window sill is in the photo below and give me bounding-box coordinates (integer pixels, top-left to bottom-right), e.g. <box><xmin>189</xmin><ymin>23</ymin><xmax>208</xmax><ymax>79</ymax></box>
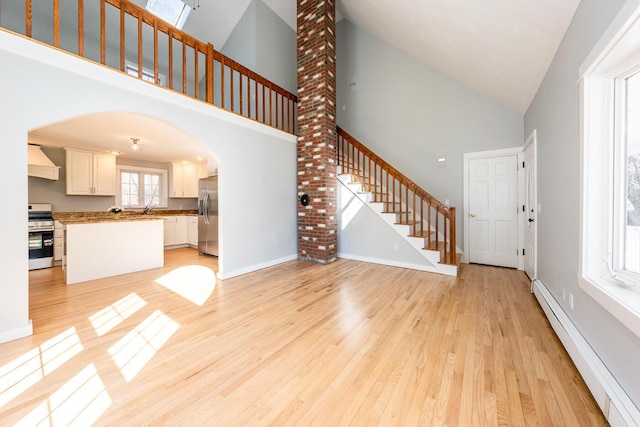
<box><xmin>578</xmin><ymin>274</ymin><xmax>640</xmax><ymax>339</ymax></box>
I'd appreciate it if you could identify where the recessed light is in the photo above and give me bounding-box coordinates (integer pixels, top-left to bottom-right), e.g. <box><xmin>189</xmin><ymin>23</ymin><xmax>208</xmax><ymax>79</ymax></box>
<box><xmin>110</xmin><ymin>150</ymin><xmax>121</xmax><ymax>155</ymax></box>
<box><xmin>182</xmin><ymin>160</ymin><xmax>189</xmax><ymax>164</ymax></box>
<box><xmin>196</xmin><ymin>156</ymin><xmax>203</xmax><ymax>161</ymax></box>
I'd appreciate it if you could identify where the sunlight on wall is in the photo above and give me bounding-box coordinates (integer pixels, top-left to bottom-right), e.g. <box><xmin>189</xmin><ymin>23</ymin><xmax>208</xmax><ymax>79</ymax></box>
<box><xmin>16</xmin><ymin>363</ymin><xmax>111</xmax><ymax>427</ymax></box>
<box><xmin>340</xmin><ymin>189</ymin><xmax>363</xmax><ymax>231</ymax></box>
<box><xmin>0</xmin><ymin>327</ymin><xmax>83</xmax><ymax>408</ymax></box>
<box><xmin>108</xmin><ymin>310</ymin><xmax>180</xmax><ymax>382</ymax></box>
<box><xmin>89</xmin><ymin>293</ymin><xmax>148</xmax><ymax>337</ymax></box>
<box><xmin>154</xmin><ymin>265</ymin><xmax>216</xmax><ymax>306</ymax></box>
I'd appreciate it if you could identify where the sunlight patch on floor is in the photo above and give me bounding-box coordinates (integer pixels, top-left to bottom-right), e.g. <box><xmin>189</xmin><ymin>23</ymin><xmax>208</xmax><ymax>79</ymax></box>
<box><xmin>89</xmin><ymin>292</ymin><xmax>147</xmax><ymax>336</ymax></box>
<box><xmin>154</xmin><ymin>265</ymin><xmax>216</xmax><ymax>306</ymax></box>
<box><xmin>15</xmin><ymin>363</ymin><xmax>111</xmax><ymax>427</ymax></box>
<box><xmin>0</xmin><ymin>327</ymin><xmax>83</xmax><ymax>408</ymax></box>
<box><xmin>108</xmin><ymin>310</ymin><xmax>180</xmax><ymax>382</ymax></box>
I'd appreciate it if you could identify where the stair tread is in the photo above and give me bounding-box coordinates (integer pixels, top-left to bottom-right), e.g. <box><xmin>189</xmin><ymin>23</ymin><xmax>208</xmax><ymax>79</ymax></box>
<box><xmin>395</xmin><ymin>220</ymin><xmax>420</xmax><ymax>225</ymax></box>
<box><xmin>423</xmin><ymin>242</ymin><xmax>445</xmax><ymax>251</ymax></box>
<box><xmin>409</xmin><ymin>230</ymin><xmax>435</xmax><ymax>238</ymax></box>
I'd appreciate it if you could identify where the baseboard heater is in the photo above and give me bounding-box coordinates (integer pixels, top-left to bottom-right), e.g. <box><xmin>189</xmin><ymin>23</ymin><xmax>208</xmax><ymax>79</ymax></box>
<box><xmin>532</xmin><ymin>279</ymin><xmax>640</xmax><ymax>427</ymax></box>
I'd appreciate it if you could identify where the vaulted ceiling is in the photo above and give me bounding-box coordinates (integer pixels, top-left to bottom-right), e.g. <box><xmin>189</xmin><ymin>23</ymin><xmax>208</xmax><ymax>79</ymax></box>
<box><xmin>176</xmin><ymin>0</ymin><xmax>580</xmax><ymax>114</ymax></box>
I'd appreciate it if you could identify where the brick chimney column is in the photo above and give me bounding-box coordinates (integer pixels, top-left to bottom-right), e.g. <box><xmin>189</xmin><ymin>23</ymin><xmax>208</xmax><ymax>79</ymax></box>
<box><xmin>296</xmin><ymin>0</ymin><xmax>337</xmax><ymax>264</ymax></box>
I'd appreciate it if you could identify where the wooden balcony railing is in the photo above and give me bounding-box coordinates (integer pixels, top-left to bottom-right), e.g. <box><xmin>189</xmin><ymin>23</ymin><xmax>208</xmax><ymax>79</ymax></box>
<box><xmin>1</xmin><ymin>0</ymin><xmax>297</xmax><ymax>134</ymax></box>
<box><xmin>337</xmin><ymin>127</ymin><xmax>457</xmax><ymax>265</ymax></box>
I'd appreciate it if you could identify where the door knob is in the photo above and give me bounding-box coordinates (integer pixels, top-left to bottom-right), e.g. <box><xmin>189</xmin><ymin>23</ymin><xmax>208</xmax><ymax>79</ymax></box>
<box><xmin>470</xmin><ymin>213</ymin><xmax>476</xmax><ymax>217</ymax></box>
<box><xmin>528</xmin><ymin>218</ymin><xmax>535</xmax><ymax>223</ymax></box>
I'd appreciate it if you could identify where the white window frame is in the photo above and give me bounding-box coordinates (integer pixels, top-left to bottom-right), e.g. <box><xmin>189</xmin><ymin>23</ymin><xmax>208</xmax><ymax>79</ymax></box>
<box><xmin>125</xmin><ymin>60</ymin><xmax>166</xmax><ymax>86</ymax></box>
<box><xmin>579</xmin><ymin>0</ymin><xmax>640</xmax><ymax>339</ymax></box>
<box><xmin>117</xmin><ymin>165</ymin><xmax>169</xmax><ymax>209</ymax></box>
<box><xmin>145</xmin><ymin>0</ymin><xmax>191</xmax><ymax>30</ymax></box>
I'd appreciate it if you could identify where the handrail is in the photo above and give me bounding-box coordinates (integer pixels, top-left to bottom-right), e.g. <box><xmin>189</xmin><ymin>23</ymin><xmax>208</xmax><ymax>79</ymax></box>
<box><xmin>6</xmin><ymin>0</ymin><xmax>297</xmax><ymax>135</ymax></box>
<box><xmin>337</xmin><ymin>127</ymin><xmax>457</xmax><ymax>265</ymax></box>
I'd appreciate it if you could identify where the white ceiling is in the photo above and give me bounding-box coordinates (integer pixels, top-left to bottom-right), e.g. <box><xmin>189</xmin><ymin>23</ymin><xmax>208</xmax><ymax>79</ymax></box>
<box><xmin>31</xmin><ymin>0</ymin><xmax>579</xmax><ymax>163</ymax></box>
<box><xmin>29</xmin><ymin>113</ymin><xmax>213</xmax><ymax>164</ymax></box>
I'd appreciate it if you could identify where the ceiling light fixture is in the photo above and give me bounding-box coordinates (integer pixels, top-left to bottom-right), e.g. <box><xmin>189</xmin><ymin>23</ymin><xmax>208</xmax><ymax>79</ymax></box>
<box><xmin>129</xmin><ymin>138</ymin><xmax>142</xmax><ymax>151</ymax></box>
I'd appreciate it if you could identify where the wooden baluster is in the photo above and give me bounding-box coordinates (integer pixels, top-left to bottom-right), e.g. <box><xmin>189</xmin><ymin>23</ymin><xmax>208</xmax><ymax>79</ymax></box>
<box><xmin>449</xmin><ymin>207</ymin><xmax>456</xmax><ymax>264</ymax></box>
<box><xmin>254</xmin><ymin>77</ymin><xmax>258</xmax><ymax>121</ymax></box>
<box><xmin>206</xmin><ymin>44</ymin><xmax>213</xmax><ymax>104</ymax></box>
<box><xmin>168</xmin><ymin>29</ymin><xmax>173</xmax><ymax>89</ymax></box>
<box><xmin>443</xmin><ymin>210</ymin><xmax>448</xmax><ymax>260</ymax></box>
<box><xmin>100</xmin><ymin>0</ymin><xmax>106</xmax><ymax>64</ymax></box>
<box><xmin>182</xmin><ymin>39</ymin><xmax>186</xmax><ymax>94</ymax></box>
<box><xmin>53</xmin><ymin>0</ymin><xmax>60</xmax><ymax>47</ymax></box>
<box><xmin>153</xmin><ymin>20</ymin><xmax>158</xmax><ymax>84</ymax></box>
<box><xmin>262</xmin><ymin>83</ymin><xmax>266</xmax><ymax>123</ymax></box>
<box><xmin>427</xmin><ymin>202</ymin><xmax>432</xmax><ymax>248</ymax></box>
<box><xmin>194</xmin><ymin>45</ymin><xmax>199</xmax><ymax>98</ymax></box>
<box><xmin>435</xmin><ymin>211</ymin><xmax>439</xmax><ymax>249</ymax></box>
<box><xmin>280</xmin><ymin>92</ymin><xmax>284</xmax><ymax>130</ymax></box>
<box><xmin>269</xmin><ymin>84</ymin><xmax>273</xmax><ymax>126</ymax></box>
<box><xmin>137</xmin><ymin>14</ymin><xmax>143</xmax><ymax>79</ymax></box>
<box><xmin>240</xmin><ymin>73</ymin><xmax>244</xmax><ymax>115</ymax></box>
<box><xmin>78</xmin><ymin>0</ymin><xmax>84</xmax><ymax>56</ymax></box>
<box><xmin>25</xmin><ymin>0</ymin><xmax>32</xmax><ymax>37</ymax></box>
<box><xmin>220</xmin><ymin>57</ymin><xmax>225</xmax><ymax>108</ymax></box>
<box><xmin>230</xmin><ymin>67</ymin><xmax>234</xmax><ymax>112</ymax></box>
<box><xmin>119</xmin><ymin>3</ymin><xmax>125</xmax><ymax>71</ymax></box>
<box><xmin>413</xmin><ymin>192</ymin><xmax>416</xmax><ymax>235</ymax></box>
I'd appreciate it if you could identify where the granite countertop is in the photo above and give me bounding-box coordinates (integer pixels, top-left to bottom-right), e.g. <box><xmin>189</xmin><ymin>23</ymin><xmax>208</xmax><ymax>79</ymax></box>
<box><xmin>53</xmin><ymin>210</ymin><xmax>198</xmax><ymax>224</ymax></box>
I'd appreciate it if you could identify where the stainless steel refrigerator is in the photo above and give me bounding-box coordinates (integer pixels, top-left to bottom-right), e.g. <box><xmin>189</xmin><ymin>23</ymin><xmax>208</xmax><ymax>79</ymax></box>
<box><xmin>198</xmin><ymin>175</ymin><xmax>218</xmax><ymax>256</ymax></box>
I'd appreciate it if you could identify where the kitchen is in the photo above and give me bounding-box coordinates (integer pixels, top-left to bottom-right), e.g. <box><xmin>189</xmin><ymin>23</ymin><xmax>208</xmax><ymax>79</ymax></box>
<box><xmin>28</xmin><ymin>112</ymin><xmax>219</xmax><ymax>285</ymax></box>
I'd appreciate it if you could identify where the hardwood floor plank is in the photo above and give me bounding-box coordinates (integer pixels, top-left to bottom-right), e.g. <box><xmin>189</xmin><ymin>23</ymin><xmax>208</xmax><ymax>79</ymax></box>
<box><xmin>0</xmin><ymin>250</ymin><xmax>607</xmax><ymax>426</ymax></box>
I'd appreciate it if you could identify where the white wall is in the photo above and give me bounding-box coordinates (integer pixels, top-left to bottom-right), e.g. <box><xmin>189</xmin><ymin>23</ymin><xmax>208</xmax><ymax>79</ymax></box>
<box><xmin>336</xmin><ymin>21</ymin><xmax>523</xmax><ymax>248</ymax></box>
<box><xmin>524</xmin><ymin>0</ymin><xmax>640</xmax><ymax>407</ymax></box>
<box><xmin>0</xmin><ymin>30</ymin><xmax>297</xmax><ymax>342</ymax></box>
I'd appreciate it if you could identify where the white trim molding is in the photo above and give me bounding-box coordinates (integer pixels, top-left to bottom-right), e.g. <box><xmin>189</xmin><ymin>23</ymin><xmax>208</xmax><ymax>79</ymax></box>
<box><xmin>0</xmin><ymin>321</ymin><xmax>33</xmax><ymax>344</ymax></box>
<box><xmin>533</xmin><ymin>279</ymin><xmax>640</xmax><ymax>427</ymax></box>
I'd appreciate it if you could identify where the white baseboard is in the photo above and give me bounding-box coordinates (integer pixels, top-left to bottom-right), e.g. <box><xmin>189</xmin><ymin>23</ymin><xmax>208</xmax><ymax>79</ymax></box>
<box><xmin>533</xmin><ymin>279</ymin><xmax>640</xmax><ymax>427</ymax></box>
<box><xmin>217</xmin><ymin>254</ymin><xmax>298</xmax><ymax>280</ymax></box>
<box><xmin>0</xmin><ymin>320</ymin><xmax>33</xmax><ymax>344</ymax></box>
<box><xmin>337</xmin><ymin>252</ymin><xmax>440</xmax><ymax>273</ymax></box>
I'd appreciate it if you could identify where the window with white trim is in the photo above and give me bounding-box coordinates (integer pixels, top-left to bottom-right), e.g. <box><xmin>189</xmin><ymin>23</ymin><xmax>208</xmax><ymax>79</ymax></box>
<box><xmin>580</xmin><ymin>4</ymin><xmax>640</xmax><ymax>338</ymax></box>
<box><xmin>117</xmin><ymin>166</ymin><xmax>168</xmax><ymax>209</ymax></box>
<box><xmin>125</xmin><ymin>61</ymin><xmax>166</xmax><ymax>86</ymax></box>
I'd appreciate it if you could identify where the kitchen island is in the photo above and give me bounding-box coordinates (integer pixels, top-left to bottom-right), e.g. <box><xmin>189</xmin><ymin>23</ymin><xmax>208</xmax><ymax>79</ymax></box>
<box><xmin>61</xmin><ymin>216</ymin><xmax>164</xmax><ymax>285</ymax></box>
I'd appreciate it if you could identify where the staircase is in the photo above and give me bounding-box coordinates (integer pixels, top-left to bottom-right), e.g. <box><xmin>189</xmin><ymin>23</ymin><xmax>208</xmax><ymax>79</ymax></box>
<box><xmin>337</xmin><ymin>127</ymin><xmax>462</xmax><ymax>276</ymax></box>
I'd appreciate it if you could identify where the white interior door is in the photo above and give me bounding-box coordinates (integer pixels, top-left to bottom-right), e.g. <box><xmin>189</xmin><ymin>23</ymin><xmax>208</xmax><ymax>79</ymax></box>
<box><xmin>469</xmin><ymin>155</ymin><xmax>518</xmax><ymax>268</ymax></box>
<box><xmin>523</xmin><ymin>135</ymin><xmax>537</xmax><ymax>279</ymax></box>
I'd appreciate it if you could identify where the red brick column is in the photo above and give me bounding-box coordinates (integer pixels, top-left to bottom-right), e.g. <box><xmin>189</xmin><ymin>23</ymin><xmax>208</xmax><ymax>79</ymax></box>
<box><xmin>296</xmin><ymin>0</ymin><xmax>337</xmax><ymax>264</ymax></box>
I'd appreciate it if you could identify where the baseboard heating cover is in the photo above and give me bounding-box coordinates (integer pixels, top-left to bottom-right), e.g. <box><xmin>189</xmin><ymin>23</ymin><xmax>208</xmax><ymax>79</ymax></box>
<box><xmin>532</xmin><ymin>279</ymin><xmax>640</xmax><ymax>427</ymax></box>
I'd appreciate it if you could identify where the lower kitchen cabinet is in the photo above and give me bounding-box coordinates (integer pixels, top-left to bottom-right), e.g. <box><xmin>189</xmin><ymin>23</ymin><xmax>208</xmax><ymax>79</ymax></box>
<box><xmin>162</xmin><ymin>215</ymin><xmax>193</xmax><ymax>248</ymax></box>
<box><xmin>54</xmin><ymin>221</ymin><xmax>64</xmax><ymax>263</ymax></box>
<box><xmin>188</xmin><ymin>216</ymin><xmax>198</xmax><ymax>247</ymax></box>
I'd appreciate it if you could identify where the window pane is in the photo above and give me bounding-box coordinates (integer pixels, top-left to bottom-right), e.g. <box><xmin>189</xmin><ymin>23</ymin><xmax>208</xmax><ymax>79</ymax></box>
<box><xmin>121</xmin><ymin>172</ymin><xmax>139</xmax><ymax>207</ymax></box>
<box><xmin>144</xmin><ymin>173</ymin><xmax>161</xmax><ymax>207</ymax></box>
<box><xmin>625</xmin><ymin>72</ymin><xmax>640</xmax><ymax>273</ymax></box>
<box><xmin>145</xmin><ymin>0</ymin><xmax>190</xmax><ymax>29</ymax></box>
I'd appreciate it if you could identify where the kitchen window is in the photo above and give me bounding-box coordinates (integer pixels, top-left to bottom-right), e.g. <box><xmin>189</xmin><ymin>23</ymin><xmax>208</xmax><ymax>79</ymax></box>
<box><xmin>579</xmin><ymin>3</ymin><xmax>640</xmax><ymax>338</ymax></box>
<box><xmin>117</xmin><ymin>166</ymin><xmax>168</xmax><ymax>209</ymax></box>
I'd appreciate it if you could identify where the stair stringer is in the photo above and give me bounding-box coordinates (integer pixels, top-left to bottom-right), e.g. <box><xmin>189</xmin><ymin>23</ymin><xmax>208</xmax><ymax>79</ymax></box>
<box><xmin>337</xmin><ymin>173</ymin><xmax>458</xmax><ymax>276</ymax></box>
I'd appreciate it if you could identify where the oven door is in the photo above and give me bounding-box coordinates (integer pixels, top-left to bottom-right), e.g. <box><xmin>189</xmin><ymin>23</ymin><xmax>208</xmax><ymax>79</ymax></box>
<box><xmin>29</xmin><ymin>230</ymin><xmax>54</xmax><ymax>260</ymax></box>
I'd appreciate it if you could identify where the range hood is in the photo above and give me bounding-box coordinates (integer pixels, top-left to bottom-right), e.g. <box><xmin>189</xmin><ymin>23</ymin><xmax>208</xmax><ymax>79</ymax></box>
<box><xmin>28</xmin><ymin>144</ymin><xmax>60</xmax><ymax>180</ymax></box>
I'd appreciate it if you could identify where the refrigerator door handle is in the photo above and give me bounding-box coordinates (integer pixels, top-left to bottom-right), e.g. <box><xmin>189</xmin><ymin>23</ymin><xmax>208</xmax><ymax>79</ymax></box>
<box><xmin>204</xmin><ymin>192</ymin><xmax>210</xmax><ymax>225</ymax></box>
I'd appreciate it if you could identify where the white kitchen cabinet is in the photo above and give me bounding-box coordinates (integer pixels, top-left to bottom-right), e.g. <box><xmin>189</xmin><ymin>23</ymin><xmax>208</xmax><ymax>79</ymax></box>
<box><xmin>175</xmin><ymin>216</ymin><xmax>188</xmax><ymax>244</ymax></box>
<box><xmin>169</xmin><ymin>162</ymin><xmax>200</xmax><ymax>198</ymax></box>
<box><xmin>65</xmin><ymin>148</ymin><xmax>116</xmax><ymax>196</ymax></box>
<box><xmin>188</xmin><ymin>216</ymin><xmax>198</xmax><ymax>247</ymax></box>
<box><xmin>54</xmin><ymin>221</ymin><xmax>64</xmax><ymax>263</ymax></box>
<box><xmin>162</xmin><ymin>216</ymin><xmax>177</xmax><ymax>246</ymax></box>
<box><xmin>162</xmin><ymin>216</ymin><xmax>190</xmax><ymax>248</ymax></box>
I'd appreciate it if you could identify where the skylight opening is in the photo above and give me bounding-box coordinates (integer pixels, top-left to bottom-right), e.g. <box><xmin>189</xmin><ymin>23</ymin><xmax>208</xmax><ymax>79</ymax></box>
<box><xmin>145</xmin><ymin>0</ymin><xmax>191</xmax><ymax>29</ymax></box>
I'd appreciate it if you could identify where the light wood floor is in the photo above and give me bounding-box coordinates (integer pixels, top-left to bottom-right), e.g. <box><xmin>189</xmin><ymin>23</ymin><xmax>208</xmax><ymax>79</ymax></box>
<box><xmin>0</xmin><ymin>249</ymin><xmax>606</xmax><ymax>426</ymax></box>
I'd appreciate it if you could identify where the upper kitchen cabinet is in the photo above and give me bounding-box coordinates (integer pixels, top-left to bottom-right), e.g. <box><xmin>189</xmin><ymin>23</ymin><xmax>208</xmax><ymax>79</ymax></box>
<box><xmin>169</xmin><ymin>161</ymin><xmax>207</xmax><ymax>198</ymax></box>
<box><xmin>65</xmin><ymin>148</ymin><xmax>116</xmax><ymax>196</ymax></box>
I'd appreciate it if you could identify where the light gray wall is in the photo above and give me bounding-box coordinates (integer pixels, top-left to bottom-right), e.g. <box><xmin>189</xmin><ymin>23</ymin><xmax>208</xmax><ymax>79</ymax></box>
<box><xmin>221</xmin><ymin>0</ymin><xmax>296</xmax><ymax>94</ymax></box>
<box><xmin>336</xmin><ymin>20</ymin><xmax>523</xmax><ymax>248</ymax></box>
<box><xmin>0</xmin><ymin>30</ymin><xmax>297</xmax><ymax>340</ymax></box>
<box><xmin>28</xmin><ymin>147</ymin><xmax>198</xmax><ymax>212</ymax></box>
<box><xmin>524</xmin><ymin>0</ymin><xmax>640</xmax><ymax>406</ymax></box>
<box><xmin>221</xmin><ymin>1</ymin><xmax>257</xmax><ymax>71</ymax></box>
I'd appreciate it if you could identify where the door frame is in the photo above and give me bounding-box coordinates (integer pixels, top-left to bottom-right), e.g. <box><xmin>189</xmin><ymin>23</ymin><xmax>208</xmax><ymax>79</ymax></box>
<box><xmin>463</xmin><ymin>144</ymin><xmax>528</xmax><ymax>270</ymax></box>
<box><xmin>522</xmin><ymin>130</ymin><xmax>538</xmax><ymax>279</ymax></box>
